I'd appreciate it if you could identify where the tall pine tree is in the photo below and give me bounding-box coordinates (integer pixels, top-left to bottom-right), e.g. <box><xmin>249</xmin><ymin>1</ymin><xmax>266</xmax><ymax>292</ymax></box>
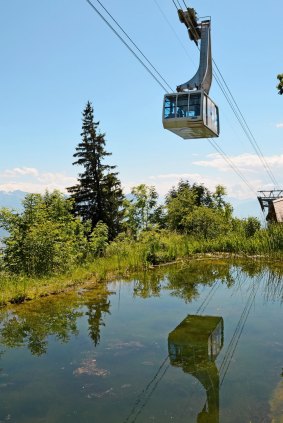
<box><xmin>67</xmin><ymin>101</ymin><xmax>124</xmax><ymax>240</ymax></box>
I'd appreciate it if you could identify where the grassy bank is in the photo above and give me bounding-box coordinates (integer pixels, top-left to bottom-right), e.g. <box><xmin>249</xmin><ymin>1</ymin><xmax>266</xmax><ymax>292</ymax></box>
<box><xmin>1</xmin><ymin>227</ymin><xmax>283</xmax><ymax>306</ymax></box>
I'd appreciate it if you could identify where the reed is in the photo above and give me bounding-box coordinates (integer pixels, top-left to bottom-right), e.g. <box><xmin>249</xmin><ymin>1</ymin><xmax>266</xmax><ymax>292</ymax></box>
<box><xmin>1</xmin><ymin>227</ymin><xmax>283</xmax><ymax>306</ymax></box>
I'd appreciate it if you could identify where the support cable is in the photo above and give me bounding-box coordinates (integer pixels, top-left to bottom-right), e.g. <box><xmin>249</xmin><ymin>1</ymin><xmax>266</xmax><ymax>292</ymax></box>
<box><xmin>92</xmin><ymin>0</ymin><xmax>174</xmax><ymax>93</ymax></box>
<box><xmin>85</xmin><ymin>0</ymin><xmax>171</xmax><ymax>93</ymax></box>
<box><xmin>169</xmin><ymin>0</ymin><xmax>278</xmax><ymax>187</ymax></box>
<box><xmin>212</xmin><ymin>59</ymin><xmax>279</xmax><ymax>186</ymax></box>
<box><xmin>208</xmin><ymin>138</ymin><xmax>256</xmax><ymax>195</ymax></box>
<box><xmin>153</xmin><ymin>0</ymin><xmax>194</xmax><ymax>65</ymax></box>
<box><xmin>85</xmin><ymin>0</ymin><xmax>262</xmax><ymax>196</ymax></box>
<box><xmin>171</xmin><ymin>0</ymin><xmax>179</xmax><ymax>11</ymax></box>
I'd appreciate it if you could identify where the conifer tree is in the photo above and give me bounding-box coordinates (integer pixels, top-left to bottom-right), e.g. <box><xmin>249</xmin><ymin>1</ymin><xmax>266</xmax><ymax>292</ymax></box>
<box><xmin>67</xmin><ymin>101</ymin><xmax>124</xmax><ymax>239</ymax></box>
<box><xmin>277</xmin><ymin>74</ymin><xmax>283</xmax><ymax>95</ymax></box>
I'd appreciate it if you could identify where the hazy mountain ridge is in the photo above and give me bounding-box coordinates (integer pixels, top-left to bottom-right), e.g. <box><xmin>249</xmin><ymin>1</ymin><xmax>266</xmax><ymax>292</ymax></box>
<box><xmin>0</xmin><ymin>191</ymin><xmax>27</xmax><ymax>239</ymax></box>
<box><xmin>0</xmin><ymin>190</ymin><xmax>26</xmax><ymax>210</ymax></box>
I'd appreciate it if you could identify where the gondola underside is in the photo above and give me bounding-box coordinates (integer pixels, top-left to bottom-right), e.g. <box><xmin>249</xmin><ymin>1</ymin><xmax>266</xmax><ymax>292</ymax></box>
<box><xmin>164</xmin><ymin>118</ymin><xmax>218</xmax><ymax>139</ymax></box>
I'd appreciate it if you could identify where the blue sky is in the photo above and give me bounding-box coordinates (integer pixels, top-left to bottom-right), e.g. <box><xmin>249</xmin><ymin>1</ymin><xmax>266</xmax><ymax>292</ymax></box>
<box><xmin>1</xmin><ymin>0</ymin><xmax>282</xmax><ymax>217</ymax></box>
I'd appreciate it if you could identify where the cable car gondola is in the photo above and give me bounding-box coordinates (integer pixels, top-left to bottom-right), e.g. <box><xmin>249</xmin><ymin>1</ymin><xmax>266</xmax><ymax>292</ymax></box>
<box><xmin>163</xmin><ymin>9</ymin><xmax>220</xmax><ymax>140</ymax></box>
<box><xmin>163</xmin><ymin>89</ymin><xmax>219</xmax><ymax>139</ymax></box>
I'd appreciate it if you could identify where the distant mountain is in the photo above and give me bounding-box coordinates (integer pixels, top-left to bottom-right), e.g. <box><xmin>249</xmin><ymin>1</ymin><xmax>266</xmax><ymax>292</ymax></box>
<box><xmin>0</xmin><ymin>190</ymin><xmax>27</xmax><ymax>239</ymax></box>
<box><xmin>0</xmin><ymin>190</ymin><xmax>26</xmax><ymax>210</ymax></box>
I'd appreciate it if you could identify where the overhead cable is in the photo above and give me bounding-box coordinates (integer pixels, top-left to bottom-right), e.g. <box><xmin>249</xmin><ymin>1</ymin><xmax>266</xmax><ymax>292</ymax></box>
<box><xmin>85</xmin><ymin>0</ymin><xmax>262</xmax><ymax>194</ymax></box>
<box><xmin>85</xmin><ymin>0</ymin><xmax>171</xmax><ymax>93</ymax></box>
<box><xmin>93</xmin><ymin>0</ymin><xmax>174</xmax><ymax>93</ymax></box>
<box><xmin>208</xmin><ymin>138</ymin><xmax>256</xmax><ymax>194</ymax></box>
<box><xmin>212</xmin><ymin>58</ymin><xmax>278</xmax><ymax>186</ymax></box>
<box><xmin>169</xmin><ymin>0</ymin><xmax>278</xmax><ymax>186</ymax></box>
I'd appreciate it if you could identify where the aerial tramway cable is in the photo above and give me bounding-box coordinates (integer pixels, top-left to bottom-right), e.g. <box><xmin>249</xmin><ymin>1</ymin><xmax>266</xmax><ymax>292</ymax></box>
<box><xmin>92</xmin><ymin>0</ymin><xmax>174</xmax><ymax>93</ymax></box>
<box><xmin>169</xmin><ymin>0</ymin><xmax>278</xmax><ymax>186</ymax></box>
<box><xmin>208</xmin><ymin>138</ymin><xmax>256</xmax><ymax>194</ymax></box>
<box><xmin>84</xmin><ymin>0</ymin><xmax>260</xmax><ymax>196</ymax></box>
<box><xmin>84</xmin><ymin>0</ymin><xmax>170</xmax><ymax>93</ymax></box>
<box><xmin>81</xmin><ymin>1</ymin><xmax>271</xmax><ymax>417</ymax></box>
<box><xmin>212</xmin><ymin>58</ymin><xmax>279</xmax><ymax>186</ymax></box>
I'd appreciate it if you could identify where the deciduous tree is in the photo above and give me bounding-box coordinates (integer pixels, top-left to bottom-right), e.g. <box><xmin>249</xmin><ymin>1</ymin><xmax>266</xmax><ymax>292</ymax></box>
<box><xmin>0</xmin><ymin>191</ymin><xmax>88</xmax><ymax>276</ymax></box>
<box><xmin>124</xmin><ymin>184</ymin><xmax>161</xmax><ymax>236</ymax></box>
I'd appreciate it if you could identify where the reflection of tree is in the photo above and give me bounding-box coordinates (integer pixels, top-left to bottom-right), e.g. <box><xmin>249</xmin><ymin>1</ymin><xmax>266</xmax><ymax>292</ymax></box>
<box><xmin>168</xmin><ymin>315</ymin><xmax>224</xmax><ymax>423</ymax></box>
<box><xmin>85</xmin><ymin>295</ymin><xmax>111</xmax><ymax>346</ymax></box>
<box><xmin>133</xmin><ymin>271</ymin><xmax>162</xmax><ymax>298</ymax></box>
<box><xmin>263</xmin><ymin>268</ymin><xmax>283</xmax><ymax>303</ymax></box>
<box><xmin>236</xmin><ymin>262</ymin><xmax>283</xmax><ymax>303</ymax></box>
<box><xmin>132</xmin><ymin>261</ymin><xmax>234</xmax><ymax>302</ymax></box>
<box><xmin>0</xmin><ymin>297</ymin><xmax>83</xmax><ymax>355</ymax></box>
<box><xmin>236</xmin><ymin>261</ymin><xmax>266</xmax><ymax>278</ymax></box>
<box><xmin>0</xmin><ymin>288</ymin><xmax>111</xmax><ymax>356</ymax></box>
<box><xmin>132</xmin><ymin>259</ymin><xmax>283</xmax><ymax>305</ymax></box>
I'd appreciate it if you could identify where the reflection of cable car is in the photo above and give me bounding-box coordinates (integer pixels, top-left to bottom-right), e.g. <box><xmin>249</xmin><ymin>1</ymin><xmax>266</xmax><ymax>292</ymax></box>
<box><xmin>168</xmin><ymin>315</ymin><xmax>223</xmax><ymax>423</ymax></box>
<box><xmin>163</xmin><ymin>9</ymin><xmax>219</xmax><ymax>140</ymax></box>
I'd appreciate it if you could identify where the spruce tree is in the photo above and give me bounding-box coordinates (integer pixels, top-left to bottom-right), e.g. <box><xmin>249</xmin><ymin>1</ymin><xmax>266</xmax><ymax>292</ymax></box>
<box><xmin>67</xmin><ymin>101</ymin><xmax>124</xmax><ymax>240</ymax></box>
<box><xmin>277</xmin><ymin>74</ymin><xmax>283</xmax><ymax>95</ymax></box>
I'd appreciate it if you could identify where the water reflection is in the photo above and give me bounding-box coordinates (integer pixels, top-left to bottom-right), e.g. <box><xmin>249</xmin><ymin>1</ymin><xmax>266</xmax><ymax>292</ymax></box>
<box><xmin>0</xmin><ymin>288</ymin><xmax>110</xmax><ymax>355</ymax></box>
<box><xmin>133</xmin><ymin>261</ymin><xmax>234</xmax><ymax>301</ymax></box>
<box><xmin>0</xmin><ymin>261</ymin><xmax>283</xmax><ymax>422</ymax></box>
<box><xmin>168</xmin><ymin>315</ymin><xmax>223</xmax><ymax>423</ymax></box>
<box><xmin>0</xmin><ymin>260</ymin><xmax>283</xmax><ymax>358</ymax></box>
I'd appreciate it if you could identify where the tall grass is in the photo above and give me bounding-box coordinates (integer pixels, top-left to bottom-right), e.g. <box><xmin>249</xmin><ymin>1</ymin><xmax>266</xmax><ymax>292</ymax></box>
<box><xmin>1</xmin><ymin>226</ymin><xmax>283</xmax><ymax>306</ymax></box>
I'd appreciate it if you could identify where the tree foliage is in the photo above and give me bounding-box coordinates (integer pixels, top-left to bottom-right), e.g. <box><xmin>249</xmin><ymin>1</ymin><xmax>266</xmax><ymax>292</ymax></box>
<box><xmin>277</xmin><ymin>74</ymin><xmax>283</xmax><ymax>95</ymax></box>
<box><xmin>0</xmin><ymin>191</ymin><xmax>109</xmax><ymax>276</ymax></box>
<box><xmin>0</xmin><ymin>191</ymin><xmax>89</xmax><ymax>276</ymax></box>
<box><xmin>183</xmin><ymin>206</ymin><xmax>231</xmax><ymax>239</ymax></box>
<box><xmin>67</xmin><ymin>101</ymin><xmax>124</xmax><ymax>240</ymax></box>
<box><xmin>165</xmin><ymin>180</ymin><xmax>232</xmax><ymax>233</ymax></box>
<box><xmin>123</xmin><ymin>184</ymin><xmax>163</xmax><ymax>236</ymax></box>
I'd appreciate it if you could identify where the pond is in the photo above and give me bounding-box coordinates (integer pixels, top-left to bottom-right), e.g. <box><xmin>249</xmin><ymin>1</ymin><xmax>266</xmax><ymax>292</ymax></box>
<box><xmin>0</xmin><ymin>260</ymin><xmax>283</xmax><ymax>422</ymax></box>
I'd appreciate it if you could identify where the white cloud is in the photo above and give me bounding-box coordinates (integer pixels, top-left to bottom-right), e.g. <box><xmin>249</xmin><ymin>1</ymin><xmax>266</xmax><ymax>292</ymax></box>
<box><xmin>276</xmin><ymin>123</ymin><xmax>283</xmax><ymax>128</ymax></box>
<box><xmin>0</xmin><ymin>167</ymin><xmax>77</xmax><ymax>193</ymax></box>
<box><xmin>136</xmin><ymin>172</ymin><xmax>260</xmax><ymax>200</ymax></box>
<box><xmin>1</xmin><ymin>167</ymin><xmax>39</xmax><ymax>178</ymax></box>
<box><xmin>193</xmin><ymin>153</ymin><xmax>283</xmax><ymax>172</ymax></box>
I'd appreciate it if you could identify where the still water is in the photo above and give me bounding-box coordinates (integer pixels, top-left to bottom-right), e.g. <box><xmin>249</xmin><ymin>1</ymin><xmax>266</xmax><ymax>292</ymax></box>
<box><xmin>0</xmin><ymin>260</ymin><xmax>283</xmax><ymax>423</ymax></box>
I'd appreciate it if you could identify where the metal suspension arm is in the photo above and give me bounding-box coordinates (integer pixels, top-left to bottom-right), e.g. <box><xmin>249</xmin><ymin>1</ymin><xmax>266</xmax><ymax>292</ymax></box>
<box><xmin>177</xmin><ymin>13</ymin><xmax>212</xmax><ymax>95</ymax></box>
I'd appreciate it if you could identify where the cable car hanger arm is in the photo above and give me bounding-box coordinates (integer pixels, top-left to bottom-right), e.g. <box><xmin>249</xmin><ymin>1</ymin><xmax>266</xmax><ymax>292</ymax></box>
<box><xmin>176</xmin><ymin>9</ymin><xmax>212</xmax><ymax>94</ymax></box>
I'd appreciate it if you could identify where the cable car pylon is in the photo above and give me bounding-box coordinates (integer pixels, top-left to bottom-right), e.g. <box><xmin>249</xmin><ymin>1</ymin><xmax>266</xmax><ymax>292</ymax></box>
<box><xmin>163</xmin><ymin>6</ymin><xmax>220</xmax><ymax>139</ymax></box>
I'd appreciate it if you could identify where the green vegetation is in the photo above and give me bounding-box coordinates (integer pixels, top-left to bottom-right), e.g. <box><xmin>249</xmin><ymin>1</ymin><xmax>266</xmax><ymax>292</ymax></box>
<box><xmin>123</xmin><ymin>184</ymin><xmax>164</xmax><ymax>236</ymax></box>
<box><xmin>277</xmin><ymin>73</ymin><xmax>283</xmax><ymax>95</ymax></box>
<box><xmin>67</xmin><ymin>101</ymin><xmax>124</xmax><ymax>240</ymax></box>
<box><xmin>1</xmin><ymin>101</ymin><xmax>283</xmax><ymax>306</ymax></box>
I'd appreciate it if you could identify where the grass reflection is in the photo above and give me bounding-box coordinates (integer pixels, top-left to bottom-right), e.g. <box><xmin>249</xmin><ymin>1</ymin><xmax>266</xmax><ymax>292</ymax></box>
<box><xmin>0</xmin><ymin>259</ymin><xmax>283</xmax><ymax>360</ymax></box>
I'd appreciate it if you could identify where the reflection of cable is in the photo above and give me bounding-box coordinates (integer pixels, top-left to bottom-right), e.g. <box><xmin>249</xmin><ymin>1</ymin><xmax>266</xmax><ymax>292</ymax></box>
<box><xmin>123</xmin><ymin>355</ymin><xmax>169</xmax><ymax>423</ymax></box>
<box><xmin>195</xmin><ymin>280</ymin><xmax>220</xmax><ymax>315</ymax></box>
<box><xmin>124</xmin><ymin>276</ymin><xmax>221</xmax><ymax>422</ymax></box>
<box><xmin>194</xmin><ymin>275</ymin><xmax>260</xmax><ymax>418</ymax></box>
<box><xmin>219</xmin><ymin>278</ymin><xmax>261</xmax><ymax>386</ymax></box>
